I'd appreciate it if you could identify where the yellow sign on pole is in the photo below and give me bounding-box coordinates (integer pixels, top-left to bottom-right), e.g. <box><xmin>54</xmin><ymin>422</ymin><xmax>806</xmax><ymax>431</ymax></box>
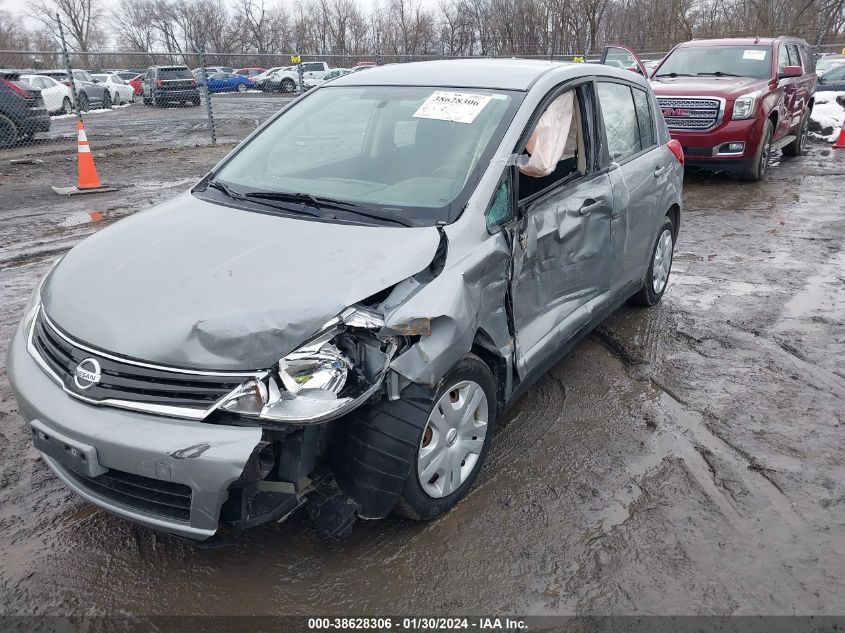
<box><xmin>291</xmin><ymin>55</ymin><xmax>302</xmax><ymax>64</ymax></box>
<box><xmin>841</xmin><ymin>47</ymin><xmax>845</xmax><ymax>55</ymax></box>
<box><xmin>573</xmin><ymin>56</ymin><xmax>585</xmax><ymax>63</ymax></box>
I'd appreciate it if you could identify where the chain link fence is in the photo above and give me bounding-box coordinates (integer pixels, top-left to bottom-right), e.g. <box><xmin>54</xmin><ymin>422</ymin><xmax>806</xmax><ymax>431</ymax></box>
<box><xmin>2</xmin><ymin>43</ymin><xmax>844</xmax><ymax>159</ymax></box>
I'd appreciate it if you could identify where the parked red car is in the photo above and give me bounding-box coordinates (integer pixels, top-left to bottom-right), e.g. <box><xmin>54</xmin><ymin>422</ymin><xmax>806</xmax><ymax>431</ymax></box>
<box><xmin>603</xmin><ymin>38</ymin><xmax>816</xmax><ymax>181</ymax></box>
<box><xmin>235</xmin><ymin>67</ymin><xmax>267</xmax><ymax>77</ymax></box>
<box><xmin>128</xmin><ymin>73</ymin><xmax>143</xmax><ymax>96</ymax></box>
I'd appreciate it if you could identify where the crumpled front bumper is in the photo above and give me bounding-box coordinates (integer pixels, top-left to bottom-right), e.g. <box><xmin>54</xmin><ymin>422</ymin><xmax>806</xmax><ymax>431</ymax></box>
<box><xmin>6</xmin><ymin>318</ymin><xmax>262</xmax><ymax>540</ymax></box>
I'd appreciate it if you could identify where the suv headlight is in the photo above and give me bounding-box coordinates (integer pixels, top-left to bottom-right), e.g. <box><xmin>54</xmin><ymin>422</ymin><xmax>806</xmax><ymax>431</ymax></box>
<box><xmin>217</xmin><ymin>306</ymin><xmax>398</xmax><ymax>426</ymax></box>
<box><xmin>732</xmin><ymin>94</ymin><xmax>756</xmax><ymax>120</ymax></box>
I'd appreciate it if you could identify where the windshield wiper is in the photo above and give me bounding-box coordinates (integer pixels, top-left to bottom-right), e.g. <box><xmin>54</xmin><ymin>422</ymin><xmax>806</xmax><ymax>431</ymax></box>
<box><xmin>654</xmin><ymin>72</ymin><xmax>696</xmax><ymax>77</ymax></box>
<box><xmin>206</xmin><ymin>180</ymin><xmax>324</xmax><ymax>219</ymax></box>
<box><xmin>696</xmin><ymin>71</ymin><xmax>742</xmax><ymax>77</ymax></box>
<box><xmin>241</xmin><ymin>191</ymin><xmax>419</xmax><ymax>227</ymax></box>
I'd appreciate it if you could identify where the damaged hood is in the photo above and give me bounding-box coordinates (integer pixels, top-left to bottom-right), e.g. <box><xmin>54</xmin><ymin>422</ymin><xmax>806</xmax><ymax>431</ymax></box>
<box><xmin>650</xmin><ymin>75</ymin><xmax>769</xmax><ymax>98</ymax></box>
<box><xmin>41</xmin><ymin>192</ymin><xmax>441</xmax><ymax>370</ymax></box>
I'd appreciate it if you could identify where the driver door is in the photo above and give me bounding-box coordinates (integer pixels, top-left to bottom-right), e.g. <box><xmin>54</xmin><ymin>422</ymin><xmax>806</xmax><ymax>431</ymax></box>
<box><xmin>600</xmin><ymin>45</ymin><xmax>649</xmax><ymax>77</ymax></box>
<box><xmin>507</xmin><ymin>82</ymin><xmax>616</xmax><ymax>377</ymax></box>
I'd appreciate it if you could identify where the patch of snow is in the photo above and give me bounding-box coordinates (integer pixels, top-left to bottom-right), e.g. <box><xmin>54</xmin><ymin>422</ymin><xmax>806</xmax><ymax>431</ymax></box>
<box><xmin>810</xmin><ymin>91</ymin><xmax>844</xmax><ymax>142</ymax></box>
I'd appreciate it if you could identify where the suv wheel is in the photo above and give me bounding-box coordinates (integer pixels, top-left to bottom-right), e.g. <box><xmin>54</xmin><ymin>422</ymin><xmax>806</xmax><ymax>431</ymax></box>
<box><xmin>102</xmin><ymin>91</ymin><xmax>112</xmax><ymax>109</ymax></box>
<box><xmin>61</xmin><ymin>97</ymin><xmax>72</xmax><ymax>114</ymax></box>
<box><xmin>783</xmin><ymin>108</ymin><xmax>809</xmax><ymax>157</ymax></box>
<box><xmin>394</xmin><ymin>354</ymin><xmax>497</xmax><ymax>520</ymax></box>
<box><xmin>78</xmin><ymin>92</ymin><xmax>90</xmax><ymax>112</ymax></box>
<box><xmin>738</xmin><ymin>119</ymin><xmax>772</xmax><ymax>181</ymax></box>
<box><xmin>0</xmin><ymin>114</ymin><xmax>19</xmax><ymax>148</ymax></box>
<box><xmin>629</xmin><ymin>215</ymin><xmax>675</xmax><ymax>307</ymax></box>
<box><xmin>281</xmin><ymin>78</ymin><xmax>296</xmax><ymax>93</ymax></box>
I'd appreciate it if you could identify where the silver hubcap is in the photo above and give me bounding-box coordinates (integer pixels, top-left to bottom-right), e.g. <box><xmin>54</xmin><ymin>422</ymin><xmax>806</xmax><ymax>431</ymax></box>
<box><xmin>652</xmin><ymin>229</ymin><xmax>673</xmax><ymax>294</ymax></box>
<box><xmin>417</xmin><ymin>380</ymin><xmax>488</xmax><ymax>499</ymax></box>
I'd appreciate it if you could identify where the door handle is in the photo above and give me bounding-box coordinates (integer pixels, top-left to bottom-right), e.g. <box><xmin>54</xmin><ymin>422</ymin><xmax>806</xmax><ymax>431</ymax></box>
<box><xmin>654</xmin><ymin>165</ymin><xmax>668</xmax><ymax>177</ymax></box>
<box><xmin>578</xmin><ymin>198</ymin><xmax>606</xmax><ymax>215</ymax></box>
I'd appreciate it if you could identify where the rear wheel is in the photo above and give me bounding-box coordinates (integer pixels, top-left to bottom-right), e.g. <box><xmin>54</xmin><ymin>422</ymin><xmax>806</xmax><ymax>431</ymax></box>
<box><xmin>237</xmin><ymin>83</ymin><xmax>247</xmax><ymax>92</ymax></box>
<box><xmin>629</xmin><ymin>215</ymin><xmax>675</xmax><ymax>307</ymax></box>
<box><xmin>0</xmin><ymin>114</ymin><xmax>18</xmax><ymax>148</ymax></box>
<box><xmin>102</xmin><ymin>91</ymin><xmax>112</xmax><ymax>109</ymax></box>
<box><xmin>738</xmin><ymin>119</ymin><xmax>772</xmax><ymax>181</ymax></box>
<box><xmin>78</xmin><ymin>92</ymin><xmax>90</xmax><ymax>112</ymax></box>
<box><xmin>61</xmin><ymin>97</ymin><xmax>72</xmax><ymax>114</ymax></box>
<box><xmin>783</xmin><ymin>108</ymin><xmax>809</xmax><ymax>157</ymax></box>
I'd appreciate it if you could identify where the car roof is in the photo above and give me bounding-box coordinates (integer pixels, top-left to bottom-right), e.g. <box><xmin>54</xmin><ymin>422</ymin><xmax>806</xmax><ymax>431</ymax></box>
<box><xmin>329</xmin><ymin>58</ymin><xmax>603</xmax><ymax>91</ymax></box>
<box><xmin>677</xmin><ymin>37</ymin><xmax>807</xmax><ymax>48</ymax></box>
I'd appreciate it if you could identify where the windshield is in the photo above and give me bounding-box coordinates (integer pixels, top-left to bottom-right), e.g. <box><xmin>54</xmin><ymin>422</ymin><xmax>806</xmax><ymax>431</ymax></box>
<box><xmin>657</xmin><ymin>46</ymin><xmax>772</xmax><ymax>80</ymax></box>
<box><xmin>210</xmin><ymin>85</ymin><xmax>520</xmax><ymax>225</ymax></box>
<box><xmin>817</xmin><ymin>58</ymin><xmax>845</xmax><ymax>74</ymax></box>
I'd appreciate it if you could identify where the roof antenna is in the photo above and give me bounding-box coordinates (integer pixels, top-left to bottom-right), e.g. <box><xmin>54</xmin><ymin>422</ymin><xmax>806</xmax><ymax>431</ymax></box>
<box><xmin>754</xmin><ymin>34</ymin><xmax>760</xmax><ymax>44</ymax></box>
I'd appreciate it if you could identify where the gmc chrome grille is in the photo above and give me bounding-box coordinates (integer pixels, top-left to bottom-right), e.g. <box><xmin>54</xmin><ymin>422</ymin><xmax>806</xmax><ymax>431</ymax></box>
<box><xmin>29</xmin><ymin>308</ymin><xmax>260</xmax><ymax>419</ymax></box>
<box><xmin>657</xmin><ymin>97</ymin><xmax>722</xmax><ymax>131</ymax></box>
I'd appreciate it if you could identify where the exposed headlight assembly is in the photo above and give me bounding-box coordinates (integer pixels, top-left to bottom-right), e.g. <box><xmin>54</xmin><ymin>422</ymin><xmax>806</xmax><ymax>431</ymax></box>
<box><xmin>731</xmin><ymin>93</ymin><xmax>757</xmax><ymax>120</ymax></box>
<box><xmin>218</xmin><ymin>306</ymin><xmax>398</xmax><ymax>426</ymax></box>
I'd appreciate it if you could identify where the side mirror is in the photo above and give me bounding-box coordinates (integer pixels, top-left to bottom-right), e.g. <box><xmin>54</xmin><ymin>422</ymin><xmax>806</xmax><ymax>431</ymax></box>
<box><xmin>779</xmin><ymin>65</ymin><xmax>802</xmax><ymax>79</ymax></box>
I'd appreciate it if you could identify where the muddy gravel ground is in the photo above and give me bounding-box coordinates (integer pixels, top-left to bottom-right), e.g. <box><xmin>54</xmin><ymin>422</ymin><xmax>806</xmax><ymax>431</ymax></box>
<box><xmin>0</xmin><ymin>131</ymin><xmax>843</xmax><ymax>618</ymax></box>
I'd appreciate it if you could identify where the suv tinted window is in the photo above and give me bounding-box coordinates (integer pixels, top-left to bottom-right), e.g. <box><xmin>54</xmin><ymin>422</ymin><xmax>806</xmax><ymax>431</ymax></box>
<box><xmin>632</xmin><ymin>88</ymin><xmax>655</xmax><ymax>149</ymax></box>
<box><xmin>159</xmin><ymin>67</ymin><xmax>192</xmax><ymax>79</ymax></box>
<box><xmin>303</xmin><ymin>63</ymin><xmax>324</xmax><ymax>72</ymax></box>
<box><xmin>597</xmin><ymin>82</ymin><xmax>641</xmax><ymax>162</ymax></box>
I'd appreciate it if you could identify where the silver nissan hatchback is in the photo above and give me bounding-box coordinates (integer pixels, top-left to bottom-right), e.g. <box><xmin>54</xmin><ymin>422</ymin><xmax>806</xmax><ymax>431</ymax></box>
<box><xmin>8</xmin><ymin>59</ymin><xmax>683</xmax><ymax>540</ymax></box>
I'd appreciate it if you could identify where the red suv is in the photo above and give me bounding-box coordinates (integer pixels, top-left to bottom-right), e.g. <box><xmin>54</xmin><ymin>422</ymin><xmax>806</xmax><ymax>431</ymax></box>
<box><xmin>602</xmin><ymin>38</ymin><xmax>816</xmax><ymax>181</ymax></box>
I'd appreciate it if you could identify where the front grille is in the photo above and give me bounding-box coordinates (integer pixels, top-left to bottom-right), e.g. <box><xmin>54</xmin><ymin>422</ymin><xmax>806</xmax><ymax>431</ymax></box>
<box><xmin>63</xmin><ymin>466</ymin><xmax>192</xmax><ymax>522</ymax></box>
<box><xmin>30</xmin><ymin>308</ymin><xmax>250</xmax><ymax>416</ymax></box>
<box><xmin>657</xmin><ymin>97</ymin><xmax>722</xmax><ymax>131</ymax></box>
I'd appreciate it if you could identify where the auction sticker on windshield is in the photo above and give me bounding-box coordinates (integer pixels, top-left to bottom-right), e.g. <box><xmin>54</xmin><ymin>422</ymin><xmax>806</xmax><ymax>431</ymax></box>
<box><xmin>742</xmin><ymin>49</ymin><xmax>768</xmax><ymax>60</ymax></box>
<box><xmin>413</xmin><ymin>91</ymin><xmax>493</xmax><ymax>124</ymax></box>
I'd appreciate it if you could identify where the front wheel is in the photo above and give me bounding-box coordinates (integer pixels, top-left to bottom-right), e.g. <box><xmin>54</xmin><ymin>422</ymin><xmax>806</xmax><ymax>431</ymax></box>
<box><xmin>629</xmin><ymin>215</ymin><xmax>675</xmax><ymax>307</ymax></box>
<box><xmin>237</xmin><ymin>83</ymin><xmax>247</xmax><ymax>92</ymax></box>
<box><xmin>394</xmin><ymin>354</ymin><xmax>497</xmax><ymax>520</ymax></box>
<box><xmin>738</xmin><ymin>119</ymin><xmax>772</xmax><ymax>181</ymax></box>
<box><xmin>102</xmin><ymin>91</ymin><xmax>112</xmax><ymax>109</ymax></box>
<box><xmin>61</xmin><ymin>97</ymin><xmax>72</xmax><ymax>114</ymax></box>
<box><xmin>280</xmin><ymin>78</ymin><xmax>296</xmax><ymax>93</ymax></box>
<box><xmin>78</xmin><ymin>92</ymin><xmax>90</xmax><ymax>112</ymax></box>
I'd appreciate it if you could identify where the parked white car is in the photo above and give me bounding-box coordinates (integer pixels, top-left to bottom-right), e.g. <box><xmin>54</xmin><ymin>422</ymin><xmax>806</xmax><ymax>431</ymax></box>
<box><xmin>92</xmin><ymin>74</ymin><xmax>135</xmax><ymax>105</ymax></box>
<box><xmin>20</xmin><ymin>74</ymin><xmax>74</xmax><ymax>115</ymax></box>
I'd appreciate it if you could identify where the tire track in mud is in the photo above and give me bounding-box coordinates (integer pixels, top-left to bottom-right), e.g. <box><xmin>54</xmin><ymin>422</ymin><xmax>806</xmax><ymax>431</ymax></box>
<box><xmin>592</xmin><ymin>321</ymin><xmax>805</xmax><ymax>534</ymax></box>
<box><xmin>478</xmin><ymin>373</ymin><xmax>568</xmax><ymax>486</ymax></box>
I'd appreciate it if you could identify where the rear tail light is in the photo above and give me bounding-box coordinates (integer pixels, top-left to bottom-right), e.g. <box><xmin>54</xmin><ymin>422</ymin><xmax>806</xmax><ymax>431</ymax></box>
<box><xmin>155</xmin><ymin>79</ymin><xmax>163</xmax><ymax>88</ymax></box>
<box><xmin>667</xmin><ymin>139</ymin><xmax>684</xmax><ymax>165</ymax></box>
<box><xmin>1</xmin><ymin>78</ymin><xmax>30</xmax><ymax>99</ymax></box>
<box><xmin>190</xmin><ymin>78</ymin><xmax>197</xmax><ymax>85</ymax></box>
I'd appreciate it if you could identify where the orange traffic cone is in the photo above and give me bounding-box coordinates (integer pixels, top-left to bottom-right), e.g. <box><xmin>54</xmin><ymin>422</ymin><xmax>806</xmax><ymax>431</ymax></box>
<box><xmin>52</xmin><ymin>119</ymin><xmax>118</xmax><ymax>195</ymax></box>
<box><xmin>833</xmin><ymin>118</ymin><xmax>845</xmax><ymax>150</ymax></box>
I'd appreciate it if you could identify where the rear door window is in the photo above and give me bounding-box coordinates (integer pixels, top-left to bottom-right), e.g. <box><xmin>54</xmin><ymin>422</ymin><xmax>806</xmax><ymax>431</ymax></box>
<box><xmin>597</xmin><ymin>82</ymin><xmax>641</xmax><ymax>162</ymax></box>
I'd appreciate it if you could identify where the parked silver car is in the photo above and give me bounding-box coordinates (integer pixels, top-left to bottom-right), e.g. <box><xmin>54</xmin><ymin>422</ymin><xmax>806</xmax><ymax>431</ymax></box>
<box><xmin>8</xmin><ymin>59</ymin><xmax>683</xmax><ymax>540</ymax></box>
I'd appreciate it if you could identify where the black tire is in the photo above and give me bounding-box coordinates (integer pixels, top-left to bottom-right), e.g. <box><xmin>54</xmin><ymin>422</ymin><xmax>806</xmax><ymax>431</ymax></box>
<box><xmin>61</xmin><ymin>97</ymin><xmax>72</xmax><ymax>114</ymax></box>
<box><xmin>192</xmin><ymin>96</ymin><xmax>201</xmax><ymax>106</ymax></box>
<box><xmin>394</xmin><ymin>354</ymin><xmax>498</xmax><ymax>520</ymax></box>
<box><xmin>102</xmin><ymin>91</ymin><xmax>112</xmax><ymax>109</ymax></box>
<box><xmin>78</xmin><ymin>92</ymin><xmax>90</xmax><ymax>112</ymax></box>
<box><xmin>281</xmin><ymin>78</ymin><xmax>296</xmax><ymax>93</ymax></box>
<box><xmin>237</xmin><ymin>83</ymin><xmax>247</xmax><ymax>92</ymax></box>
<box><xmin>738</xmin><ymin>119</ymin><xmax>772</xmax><ymax>181</ymax></box>
<box><xmin>152</xmin><ymin>92</ymin><xmax>160</xmax><ymax>108</ymax></box>
<box><xmin>0</xmin><ymin>114</ymin><xmax>19</xmax><ymax>148</ymax></box>
<box><xmin>783</xmin><ymin>107</ymin><xmax>809</xmax><ymax>157</ymax></box>
<box><xmin>629</xmin><ymin>215</ymin><xmax>675</xmax><ymax>307</ymax></box>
